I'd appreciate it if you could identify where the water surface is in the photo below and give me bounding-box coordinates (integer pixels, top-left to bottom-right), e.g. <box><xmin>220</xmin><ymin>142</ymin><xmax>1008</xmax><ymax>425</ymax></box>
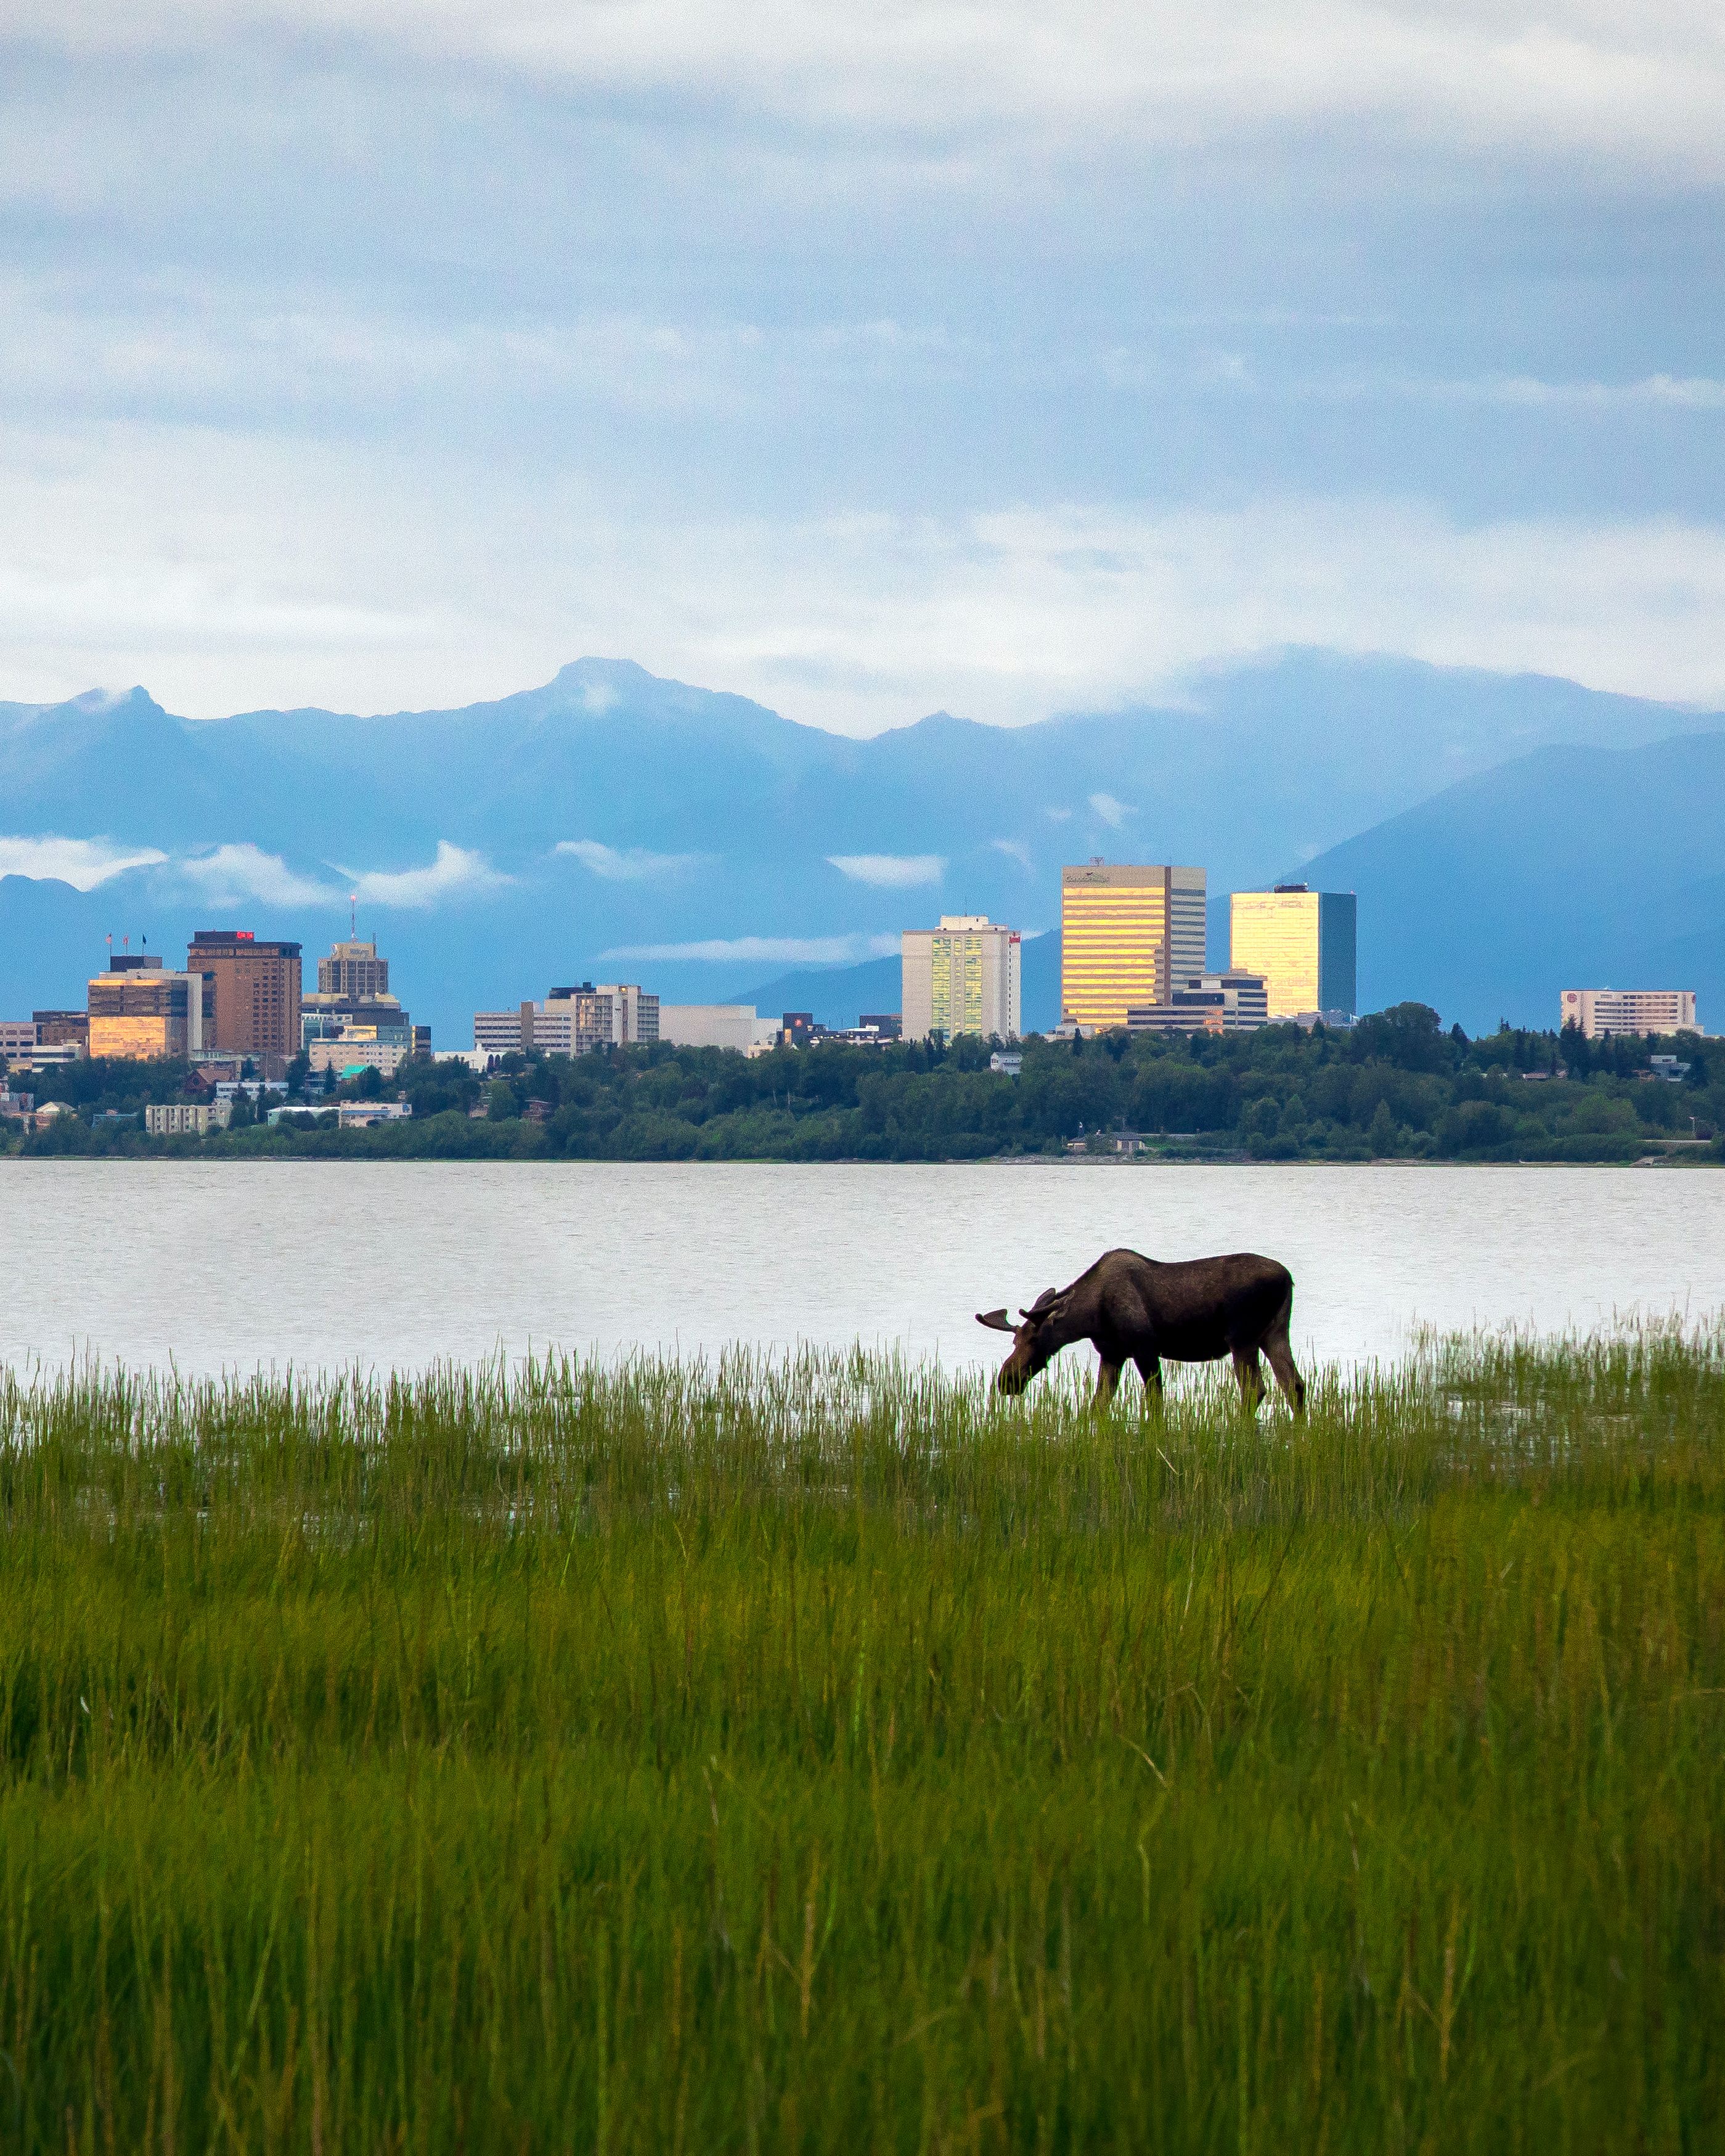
<box><xmin>9</xmin><ymin>1159</ymin><xmax>1720</xmax><ymax>1381</ymax></box>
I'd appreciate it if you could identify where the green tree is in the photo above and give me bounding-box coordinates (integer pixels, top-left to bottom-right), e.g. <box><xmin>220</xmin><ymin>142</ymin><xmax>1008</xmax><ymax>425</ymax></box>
<box><xmin>1368</xmin><ymin>1099</ymin><xmax>1399</xmax><ymax>1156</ymax></box>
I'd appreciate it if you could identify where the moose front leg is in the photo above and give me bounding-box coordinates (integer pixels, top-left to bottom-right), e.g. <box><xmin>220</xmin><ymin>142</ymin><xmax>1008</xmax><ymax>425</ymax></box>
<box><xmin>1232</xmin><ymin>1347</ymin><xmax>1266</xmax><ymax>1415</ymax></box>
<box><xmin>1094</xmin><ymin>1358</ymin><xmax>1122</xmax><ymax>1410</ymax></box>
<box><xmin>1134</xmin><ymin>1352</ymin><xmax>1164</xmax><ymax>1410</ymax></box>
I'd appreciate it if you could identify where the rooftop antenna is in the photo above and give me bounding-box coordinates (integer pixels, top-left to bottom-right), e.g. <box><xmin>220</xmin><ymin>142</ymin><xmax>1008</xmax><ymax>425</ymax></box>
<box><xmin>351</xmin><ymin>892</ymin><xmax>357</xmax><ymax>940</ymax></box>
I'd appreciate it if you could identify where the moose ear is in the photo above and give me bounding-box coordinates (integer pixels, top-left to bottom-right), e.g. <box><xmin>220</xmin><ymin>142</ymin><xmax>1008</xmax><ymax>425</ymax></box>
<box><xmin>1021</xmin><ymin>1288</ymin><xmax>1061</xmax><ymax>1318</ymax></box>
<box><xmin>975</xmin><ymin>1308</ymin><xmax>1016</xmax><ymax>1332</ymax></box>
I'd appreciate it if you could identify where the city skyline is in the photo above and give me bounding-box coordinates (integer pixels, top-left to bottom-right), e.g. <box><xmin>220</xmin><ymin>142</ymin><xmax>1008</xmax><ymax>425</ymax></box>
<box><xmin>3</xmin><ymin>650</ymin><xmax>1723</xmax><ymax>1039</ymax></box>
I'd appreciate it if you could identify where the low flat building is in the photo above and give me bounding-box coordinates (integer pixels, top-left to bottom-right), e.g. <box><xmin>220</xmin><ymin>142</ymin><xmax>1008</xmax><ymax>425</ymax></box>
<box><xmin>31</xmin><ymin>1010</ymin><xmax>89</xmax><ymax>1051</ymax></box>
<box><xmin>658</xmin><ymin>1004</ymin><xmax>780</xmax><ymax>1053</ymax></box>
<box><xmin>145</xmin><ymin>1101</ymin><xmax>233</xmax><ymax>1136</ymax></box>
<box><xmin>0</xmin><ymin>1085</ymin><xmax>33</xmax><ymax>1121</ymax></box>
<box><xmin>1127</xmin><ymin>971</ymin><xmax>1269</xmax><ymax>1035</ymax></box>
<box><xmin>1562</xmin><ymin>988</ymin><xmax>1697</xmax><ymax>1039</ymax></box>
<box><xmin>309</xmin><ymin>1033</ymin><xmax>412</xmax><ymax>1079</ymax></box>
<box><xmin>826</xmin><ymin>1024</ymin><xmax>898</xmax><ymax>1047</ymax></box>
<box><xmin>336</xmin><ymin>1099</ymin><xmax>413</xmax><ymax>1129</ymax></box>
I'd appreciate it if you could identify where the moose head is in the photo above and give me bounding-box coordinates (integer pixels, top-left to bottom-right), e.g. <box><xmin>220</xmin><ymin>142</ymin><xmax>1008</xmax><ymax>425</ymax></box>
<box><xmin>976</xmin><ymin>1287</ymin><xmax>1067</xmax><ymax>1394</ymax></box>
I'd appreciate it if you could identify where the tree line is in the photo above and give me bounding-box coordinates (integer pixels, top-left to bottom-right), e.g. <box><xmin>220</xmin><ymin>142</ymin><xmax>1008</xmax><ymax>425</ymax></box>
<box><xmin>6</xmin><ymin>1003</ymin><xmax>1718</xmax><ymax>1164</ymax></box>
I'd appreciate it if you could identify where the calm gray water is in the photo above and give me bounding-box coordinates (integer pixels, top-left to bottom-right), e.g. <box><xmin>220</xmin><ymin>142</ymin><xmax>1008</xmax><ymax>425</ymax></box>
<box><xmin>6</xmin><ymin>1159</ymin><xmax>1722</xmax><ymax>1382</ymax></box>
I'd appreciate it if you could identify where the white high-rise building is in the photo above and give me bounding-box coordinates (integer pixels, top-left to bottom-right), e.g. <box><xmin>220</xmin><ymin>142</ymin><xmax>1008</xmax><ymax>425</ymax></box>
<box><xmin>902</xmin><ymin>917</ymin><xmax>1021</xmax><ymax>1042</ymax></box>
<box><xmin>1561</xmin><ymin>989</ymin><xmax>1697</xmax><ymax>1039</ymax></box>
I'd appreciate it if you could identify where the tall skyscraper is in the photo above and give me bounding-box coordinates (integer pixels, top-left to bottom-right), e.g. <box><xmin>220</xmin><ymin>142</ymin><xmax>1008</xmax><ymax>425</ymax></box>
<box><xmin>187</xmin><ymin>931</ymin><xmax>303</xmax><ymax>1056</ymax></box>
<box><xmin>318</xmin><ymin>939</ymin><xmax>389</xmax><ymax>998</ymax></box>
<box><xmin>902</xmin><ymin>917</ymin><xmax>1022</xmax><ymax>1041</ymax></box>
<box><xmin>1228</xmin><ymin>886</ymin><xmax>1357</xmax><ymax>1021</ymax></box>
<box><xmin>1059</xmin><ymin>864</ymin><xmax>1206</xmax><ymax>1030</ymax></box>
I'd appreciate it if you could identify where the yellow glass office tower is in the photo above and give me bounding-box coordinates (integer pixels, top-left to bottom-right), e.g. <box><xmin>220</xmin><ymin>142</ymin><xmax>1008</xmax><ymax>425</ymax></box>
<box><xmin>1059</xmin><ymin>863</ymin><xmax>1207</xmax><ymax>1029</ymax></box>
<box><xmin>1229</xmin><ymin>885</ymin><xmax>1358</xmax><ymax>1020</ymax></box>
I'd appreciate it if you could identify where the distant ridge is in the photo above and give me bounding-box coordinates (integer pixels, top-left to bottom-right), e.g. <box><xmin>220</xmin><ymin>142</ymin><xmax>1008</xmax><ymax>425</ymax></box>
<box><xmin>1</xmin><ymin>649</ymin><xmax>1720</xmax><ymax>1038</ymax></box>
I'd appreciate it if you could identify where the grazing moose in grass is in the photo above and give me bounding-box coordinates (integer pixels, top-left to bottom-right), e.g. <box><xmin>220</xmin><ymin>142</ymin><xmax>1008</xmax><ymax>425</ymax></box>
<box><xmin>977</xmin><ymin>1246</ymin><xmax>1306</xmax><ymax>1415</ymax></box>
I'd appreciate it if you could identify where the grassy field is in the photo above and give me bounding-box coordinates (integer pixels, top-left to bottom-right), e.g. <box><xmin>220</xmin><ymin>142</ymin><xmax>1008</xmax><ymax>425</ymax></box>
<box><xmin>0</xmin><ymin>1329</ymin><xmax>1720</xmax><ymax>2152</ymax></box>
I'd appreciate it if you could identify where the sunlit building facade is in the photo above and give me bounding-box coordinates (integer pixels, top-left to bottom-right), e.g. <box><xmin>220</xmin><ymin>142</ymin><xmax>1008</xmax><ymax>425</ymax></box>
<box><xmin>901</xmin><ymin>918</ymin><xmax>1021</xmax><ymax>1042</ymax></box>
<box><xmin>1059</xmin><ymin>864</ymin><xmax>1206</xmax><ymax>1030</ymax></box>
<box><xmin>1229</xmin><ymin>885</ymin><xmax>1357</xmax><ymax>1022</ymax></box>
<box><xmin>87</xmin><ymin>957</ymin><xmax>213</xmax><ymax>1061</ymax></box>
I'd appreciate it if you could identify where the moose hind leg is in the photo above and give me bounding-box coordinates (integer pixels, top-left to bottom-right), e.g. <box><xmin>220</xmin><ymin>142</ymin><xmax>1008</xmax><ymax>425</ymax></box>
<box><xmin>1095</xmin><ymin>1359</ymin><xmax>1122</xmax><ymax>1411</ymax></box>
<box><xmin>1232</xmin><ymin>1347</ymin><xmax>1266</xmax><ymax>1415</ymax></box>
<box><xmin>1135</xmin><ymin>1353</ymin><xmax>1164</xmax><ymax>1411</ymax></box>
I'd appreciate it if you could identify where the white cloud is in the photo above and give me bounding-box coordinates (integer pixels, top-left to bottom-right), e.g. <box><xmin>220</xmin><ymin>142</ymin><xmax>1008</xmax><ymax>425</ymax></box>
<box><xmin>1088</xmin><ymin>792</ymin><xmax>1133</xmax><ymax>827</ymax></box>
<box><xmin>0</xmin><ymin>834</ymin><xmax>166</xmax><ymax>890</ymax></box>
<box><xmin>1302</xmin><ymin>369</ymin><xmax>1725</xmax><ymax>412</ymax></box>
<box><xmin>826</xmin><ymin>852</ymin><xmax>945</xmax><ymax>887</ymax></box>
<box><xmin>342</xmin><ymin>841</ymin><xmax>508</xmax><ymax>908</ymax></box>
<box><xmin>601</xmin><ymin>933</ymin><xmax>900</xmax><ymax>964</ymax></box>
<box><xmin>10</xmin><ymin>426</ymin><xmax>1725</xmax><ymax>732</ymax></box>
<box><xmin>555</xmin><ymin>839</ymin><xmax>709</xmax><ymax>881</ymax></box>
<box><xmin>13</xmin><ymin>3</ymin><xmax>1725</xmax><ymax>181</ymax></box>
<box><xmin>176</xmin><ymin>842</ymin><xmax>337</xmax><ymax>906</ymax></box>
<box><xmin>991</xmin><ymin>838</ymin><xmax>1034</xmax><ymax>870</ymax></box>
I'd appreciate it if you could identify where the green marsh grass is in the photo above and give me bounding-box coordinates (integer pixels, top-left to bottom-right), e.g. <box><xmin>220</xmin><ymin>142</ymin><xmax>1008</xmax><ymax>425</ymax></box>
<box><xmin>0</xmin><ymin>1327</ymin><xmax>1721</xmax><ymax>2150</ymax></box>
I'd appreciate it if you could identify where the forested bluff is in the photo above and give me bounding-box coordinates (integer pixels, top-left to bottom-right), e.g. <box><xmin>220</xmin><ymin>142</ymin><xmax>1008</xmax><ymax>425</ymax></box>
<box><xmin>6</xmin><ymin>1005</ymin><xmax>1719</xmax><ymax>1165</ymax></box>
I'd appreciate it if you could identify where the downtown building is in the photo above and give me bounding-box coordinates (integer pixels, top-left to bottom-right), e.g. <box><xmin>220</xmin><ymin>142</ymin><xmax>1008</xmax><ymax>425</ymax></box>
<box><xmin>87</xmin><ymin>954</ymin><xmax>214</xmax><ymax>1060</ymax></box>
<box><xmin>1561</xmin><ymin>989</ymin><xmax>1698</xmax><ymax>1039</ymax></box>
<box><xmin>474</xmin><ymin>983</ymin><xmax>660</xmax><ymax>1058</ymax></box>
<box><xmin>187</xmin><ymin>931</ymin><xmax>303</xmax><ymax>1060</ymax></box>
<box><xmin>901</xmin><ymin>917</ymin><xmax>1021</xmax><ymax>1042</ymax></box>
<box><xmin>1059</xmin><ymin>864</ymin><xmax>1206</xmax><ymax>1031</ymax></box>
<box><xmin>1228</xmin><ymin>884</ymin><xmax>1357</xmax><ymax>1023</ymax></box>
<box><xmin>658</xmin><ymin>1005</ymin><xmax>783</xmax><ymax>1053</ymax></box>
<box><xmin>1127</xmin><ymin>971</ymin><xmax>1270</xmax><ymax>1037</ymax></box>
<box><xmin>300</xmin><ymin>937</ymin><xmax>425</xmax><ymax>1074</ymax></box>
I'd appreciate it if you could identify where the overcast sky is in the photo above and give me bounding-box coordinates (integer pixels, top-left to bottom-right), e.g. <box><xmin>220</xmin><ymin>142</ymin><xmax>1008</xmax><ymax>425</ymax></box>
<box><xmin>4</xmin><ymin>2</ymin><xmax>1724</xmax><ymax>732</ymax></box>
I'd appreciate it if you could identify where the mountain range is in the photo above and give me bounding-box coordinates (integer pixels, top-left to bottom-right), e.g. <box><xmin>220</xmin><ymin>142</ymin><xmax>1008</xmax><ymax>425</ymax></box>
<box><xmin>2</xmin><ymin>649</ymin><xmax>1721</xmax><ymax>1040</ymax></box>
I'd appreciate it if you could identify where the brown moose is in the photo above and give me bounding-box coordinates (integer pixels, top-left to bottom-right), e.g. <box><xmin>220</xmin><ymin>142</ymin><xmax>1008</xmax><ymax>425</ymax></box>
<box><xmin>977</xmin><ymin>1246</ymin><xmax>1306</xmax><ymax>1415</ymax></box>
